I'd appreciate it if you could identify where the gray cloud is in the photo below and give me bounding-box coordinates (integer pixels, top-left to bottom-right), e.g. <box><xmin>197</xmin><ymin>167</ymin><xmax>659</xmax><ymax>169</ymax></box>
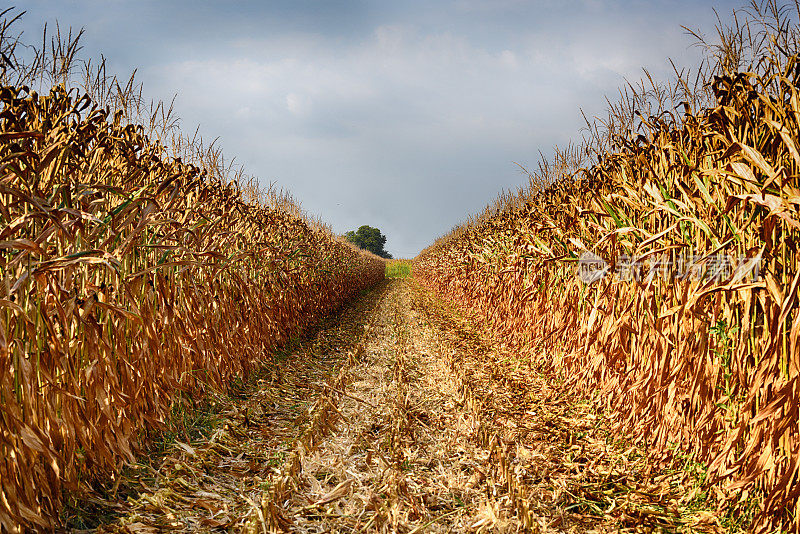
<box><xmin>20</xmin><ymin>0</ymin><xmax>742</xmax><ymax>257</ymax></box>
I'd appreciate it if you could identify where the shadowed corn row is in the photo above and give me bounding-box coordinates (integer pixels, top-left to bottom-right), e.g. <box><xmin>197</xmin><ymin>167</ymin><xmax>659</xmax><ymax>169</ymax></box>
<box><xmin>0</xmin><ymin>84</ymin><xmax>385</xmax><ymax>531</ymax></box>
<box><xmin>415</xmin><ymin>47</ymin><xmax>800</xmax><ymax>532</ymax></box>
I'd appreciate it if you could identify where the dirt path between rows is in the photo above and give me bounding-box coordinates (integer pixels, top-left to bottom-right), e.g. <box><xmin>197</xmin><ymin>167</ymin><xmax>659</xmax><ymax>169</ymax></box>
<box><xmin>79</xmin><ymin>279</ymin><xmax>720</xmax><ymax>533</ymax></box>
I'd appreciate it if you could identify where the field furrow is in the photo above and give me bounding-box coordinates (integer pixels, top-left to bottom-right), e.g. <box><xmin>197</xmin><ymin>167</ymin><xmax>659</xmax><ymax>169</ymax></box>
<box><xmin>73</xmin><ymin>278</ymin><xmax>723</xmax><ymax>533</ymax></box>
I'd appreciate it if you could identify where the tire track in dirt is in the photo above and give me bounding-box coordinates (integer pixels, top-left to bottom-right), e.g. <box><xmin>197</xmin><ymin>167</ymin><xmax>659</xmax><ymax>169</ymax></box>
<box><xmin>254</xmin><ymin>279</ymin><xmax>525</xmax><ymax>533</ymax></box>
<box><xmin>85</xmin><ymin>277</ymin><xmax>715</xmax><ymax>533</ymax></box>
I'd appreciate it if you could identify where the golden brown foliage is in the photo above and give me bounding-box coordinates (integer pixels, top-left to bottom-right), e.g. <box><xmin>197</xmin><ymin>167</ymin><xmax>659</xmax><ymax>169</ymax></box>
<box><xmin>0</xmin><ymin>84</ymin><xmax>384</xmax><ymax>531</ymax></box>
<box><xmin>415</xmin><ymin>31</ymin><xmax>800</xmax><ymax>534</ymax></box>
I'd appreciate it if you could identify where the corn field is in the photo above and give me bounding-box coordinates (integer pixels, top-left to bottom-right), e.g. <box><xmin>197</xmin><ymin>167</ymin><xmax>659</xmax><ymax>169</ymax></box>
<box><xmin>12</xmin><ymin>1</ymin><xmax>800</xmax><ymax>531</ymax></box>
<box><xmin>0</xmin><ymin>83</ymin><xmax>384</xmax><ymax>531</ymax></box>
<box><xmin>415</xmin><ymin>4</ymin><xmax>800</xmax><ymax>531</ymax></box>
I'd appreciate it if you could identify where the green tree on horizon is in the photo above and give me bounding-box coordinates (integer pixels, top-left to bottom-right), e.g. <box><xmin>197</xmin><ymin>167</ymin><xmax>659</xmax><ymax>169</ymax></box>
<box><xmin>344</xmin><ymin>225</ymin><xmax>393</xmax><ymax>259</ymax></box>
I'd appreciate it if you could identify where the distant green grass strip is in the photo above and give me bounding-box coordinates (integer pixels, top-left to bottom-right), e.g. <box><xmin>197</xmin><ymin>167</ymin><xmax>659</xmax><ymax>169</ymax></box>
<box><xmin>386</xmin><ymin>260</ymin><xmax>412</xmax><ymax>279</ymax></box>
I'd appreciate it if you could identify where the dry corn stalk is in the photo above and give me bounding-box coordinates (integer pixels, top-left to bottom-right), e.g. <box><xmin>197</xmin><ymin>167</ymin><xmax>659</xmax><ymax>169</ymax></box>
<box><xmin>415</xmin><ymin>23</ymin><xmax>800</xmax><ymax>534</ymax></box>
<box><xmin>0</xmin><ymin>84</ymin><xmax>385</xmax><ymax>531</ymax></box>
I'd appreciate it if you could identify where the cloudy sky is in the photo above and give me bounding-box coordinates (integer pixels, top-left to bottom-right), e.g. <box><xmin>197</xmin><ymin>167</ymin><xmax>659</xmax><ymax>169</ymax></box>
<box><xmin>19</xmin><ymin>0</ymin><xmax>742</xmax><ymax>257</ymax></box>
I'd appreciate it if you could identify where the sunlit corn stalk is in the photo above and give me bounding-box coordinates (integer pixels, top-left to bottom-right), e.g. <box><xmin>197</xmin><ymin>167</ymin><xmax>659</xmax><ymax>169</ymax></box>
<box><xmin>415</xmin><ymin>6</ymin><xmax>800</xmax><ymax>531</ymax></box>
<box><xmin>0</xmin><ymin>83</ymin><xmax>385</xmax><ymax>531</ymax></box>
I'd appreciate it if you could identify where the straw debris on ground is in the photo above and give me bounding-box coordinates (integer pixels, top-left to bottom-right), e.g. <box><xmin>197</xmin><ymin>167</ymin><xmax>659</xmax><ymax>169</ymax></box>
<box><xmin>73</xmin><ymin>279</ymin><xmax>724</xmax><ymax>533</ymax></box>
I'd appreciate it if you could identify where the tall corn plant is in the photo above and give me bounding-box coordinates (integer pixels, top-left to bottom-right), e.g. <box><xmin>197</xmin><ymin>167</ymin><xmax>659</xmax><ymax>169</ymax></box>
<box><xmin>0</xmin><ymin>82</ymin><xmax>384</xmax><ymax>531</ymax></box>
<box><xmin>415</xmin><ymin>2</ymin><xmax>800</xmax><ymax>530</ymax></box>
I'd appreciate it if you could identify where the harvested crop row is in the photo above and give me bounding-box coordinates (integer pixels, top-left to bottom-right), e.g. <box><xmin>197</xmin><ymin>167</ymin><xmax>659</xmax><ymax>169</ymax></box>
<box><xmin>0</xmin><ymin>84</ymin><xmax>385</xmax><ymax>531</ymax></box>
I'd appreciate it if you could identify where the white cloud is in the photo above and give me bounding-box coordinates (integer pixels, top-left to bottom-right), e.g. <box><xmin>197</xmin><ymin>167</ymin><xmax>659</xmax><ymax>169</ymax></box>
<box><xmin>499</xmin><ymin>50</ymin><xmax>518</xmax><ymax>68</ymax></box>
<box><xmin>286</xmin><ymin>93</ymin><xmax>310</xmax><ymax>115</ymax></box>
<box><xmin>50</xmin><ymin>0</ymin><xmax>742</xmax><ymax>257</ymax></box>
